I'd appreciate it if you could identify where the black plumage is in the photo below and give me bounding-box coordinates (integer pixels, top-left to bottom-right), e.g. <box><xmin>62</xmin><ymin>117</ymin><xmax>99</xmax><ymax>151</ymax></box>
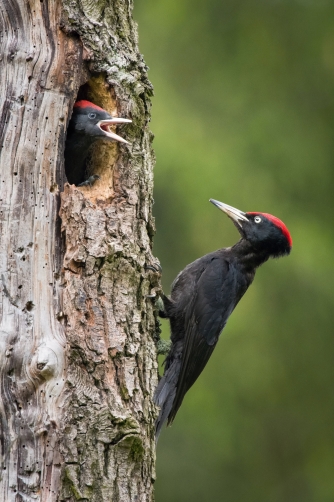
<box><xmin>64</xmin><ymin>100</ymin><xmax>131</xmax><ymax>186</ymax></box>
<box><xmin>154</xmin><ymin>199</ymin><xmax>292</xmax><ymax>438</ymax></box>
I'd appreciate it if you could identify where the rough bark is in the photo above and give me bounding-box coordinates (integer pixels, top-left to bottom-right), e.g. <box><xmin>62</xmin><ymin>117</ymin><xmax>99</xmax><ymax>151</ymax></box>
<box><xmin>0</xmin><ymin>1</ymin><xmax>159</xmax><ymax>501</ymax></box>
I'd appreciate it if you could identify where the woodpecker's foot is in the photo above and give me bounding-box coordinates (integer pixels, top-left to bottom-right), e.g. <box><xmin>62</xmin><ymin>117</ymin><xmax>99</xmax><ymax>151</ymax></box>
<box><xmin>145</xmin><ymin>262</ymin><xmax>162</xmax><ymax>275</ymax></box>
<box><xmin>147</xmin><ymin>293</ymin><xmax>169</xmax><ymax>317</ymax></box>
<box><xmin>78</xmin><ymin>174</ymin><xmax>101</xmax><ymax>187</ymax></box>
<box><xmin>146</xmin><ymin>286</ymin><xmax>162</xmax><ymax>299</ymax></box>
<box><xmin>158</xmin><ymin>294</ymin><xmax>175</xmax><ymax>318</ymax></box>
<box><xmin>156</xmin><ymin>339</ymin><xmax>172</xmax><ymax>356</ymax></box>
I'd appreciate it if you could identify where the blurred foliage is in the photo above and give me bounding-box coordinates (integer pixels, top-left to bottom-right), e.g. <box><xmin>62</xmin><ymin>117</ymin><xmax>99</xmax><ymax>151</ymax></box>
<box><xmin>134</xmin><ymin>1</ymin><xmax>334</xmax><ymax>500</ymax></box>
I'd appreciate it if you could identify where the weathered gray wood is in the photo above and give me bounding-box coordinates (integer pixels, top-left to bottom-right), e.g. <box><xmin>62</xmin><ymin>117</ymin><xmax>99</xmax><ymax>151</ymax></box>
<box><xmin>0</xmin><ymin>1</ymin><xmax>159</xmax><ymax>500</ymax></box>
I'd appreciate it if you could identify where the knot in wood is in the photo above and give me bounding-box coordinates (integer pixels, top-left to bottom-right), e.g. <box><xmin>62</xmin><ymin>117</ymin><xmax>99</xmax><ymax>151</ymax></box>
<box><xmin>31</xmin><ymin>345</ymin><xmax>58</xmax><ymax>381</ymax></box>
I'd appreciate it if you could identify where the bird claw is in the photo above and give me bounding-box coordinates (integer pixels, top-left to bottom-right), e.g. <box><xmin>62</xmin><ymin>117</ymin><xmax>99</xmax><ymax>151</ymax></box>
<box><xmin>78</xmin><ymin>174</ymin><xmax>101</xmax><ymax>187</ymax></box>
<box><xmin>145</xmin><ymin>262</ymin><xmax>162</xmax><ymax>274</ymax></box>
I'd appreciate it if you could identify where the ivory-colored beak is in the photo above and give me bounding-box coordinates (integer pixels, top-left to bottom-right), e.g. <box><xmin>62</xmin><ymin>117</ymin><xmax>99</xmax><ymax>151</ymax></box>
<box><xmin>97</xmin><ymin>117</ymin><xmax>132</xmax><ymax>144</ymax></box>
<box><xmin>209</xmin><ymin>199</ymin><xmax>249</xmax><ymax>226</ymax></box>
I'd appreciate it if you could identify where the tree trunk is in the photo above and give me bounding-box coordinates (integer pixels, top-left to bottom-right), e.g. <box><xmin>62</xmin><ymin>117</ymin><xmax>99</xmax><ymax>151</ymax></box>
<box><xmin>0</xmin><ymin>1</ymin><xmax>159</xmax><ymax>501</ymax></box>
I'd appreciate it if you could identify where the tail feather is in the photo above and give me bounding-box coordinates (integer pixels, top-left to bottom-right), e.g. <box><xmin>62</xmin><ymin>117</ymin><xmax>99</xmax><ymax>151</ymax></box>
<box><xmin>154</xmin><ymin>356</ymin><xmax>181</xmax><ymax>440</ymax></box>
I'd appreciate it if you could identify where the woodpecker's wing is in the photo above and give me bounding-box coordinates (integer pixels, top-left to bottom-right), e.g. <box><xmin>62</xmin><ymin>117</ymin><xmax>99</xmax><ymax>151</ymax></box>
<box><xmin>168</xmin><ymin>256</ymin><xmax>239</xmax><ymax>423</ymax></box>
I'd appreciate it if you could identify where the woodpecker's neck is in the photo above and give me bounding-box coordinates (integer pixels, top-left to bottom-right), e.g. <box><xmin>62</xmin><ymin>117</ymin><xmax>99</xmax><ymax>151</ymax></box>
<box><xmin>64</xmin><ymin>130</ymin><xmax>97</xmax><ymax>185</ymax></box>
<box><xmin>231</xmin><ymin>238</ymin><xmax>270</xmax><ymax>271</ymax></box>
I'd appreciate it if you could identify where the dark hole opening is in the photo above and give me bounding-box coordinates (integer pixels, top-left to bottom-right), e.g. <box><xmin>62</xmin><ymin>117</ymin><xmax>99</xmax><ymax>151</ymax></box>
<box><xmin>64</xmin><ymin>81</ymin><xmax>130</xmax><ymax>188</ymax></box>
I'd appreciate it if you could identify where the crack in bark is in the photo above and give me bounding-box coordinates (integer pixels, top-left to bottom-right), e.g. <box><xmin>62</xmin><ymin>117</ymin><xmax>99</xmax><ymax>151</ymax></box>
<box><xmin>1</xmin><ymin>275</ymin><xmax>19</xmax><ymax>308</ymax></box>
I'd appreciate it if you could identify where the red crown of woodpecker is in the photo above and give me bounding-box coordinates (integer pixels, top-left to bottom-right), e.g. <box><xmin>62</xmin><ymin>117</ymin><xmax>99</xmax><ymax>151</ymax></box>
<box><xmin>248</xmin><ymin>212</ymin><xmax>292</xmax><ymax>247</ymax></box>
<box><xmin>74</xmin><ymin>100</ymin><xmax>106</xmax><ymax>111</ymax></box>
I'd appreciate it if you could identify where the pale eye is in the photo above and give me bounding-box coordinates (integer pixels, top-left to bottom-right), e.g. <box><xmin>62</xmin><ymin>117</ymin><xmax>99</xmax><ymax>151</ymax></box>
<box><xmin>254</xmin><ymin>216</ymin><xmax>262</xmax><ymax>224</ymax></box>
<box><xmin>88</xmin><ymin>112</ymin><xmax>96</xmax><ymax>119</ymax></box>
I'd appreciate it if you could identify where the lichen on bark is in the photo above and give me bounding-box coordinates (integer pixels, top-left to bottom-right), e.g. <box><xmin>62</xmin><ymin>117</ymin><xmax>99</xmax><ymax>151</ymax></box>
<box><xmin>59</xmin><ymin>0</ymin><xmax>160</xmax><ymax>499</ymax></box>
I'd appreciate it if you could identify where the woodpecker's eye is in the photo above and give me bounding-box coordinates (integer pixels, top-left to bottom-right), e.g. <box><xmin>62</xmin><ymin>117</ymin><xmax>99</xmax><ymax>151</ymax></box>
<box><xmin>254</xmin><ymin>216</ymin><xmax>262</xmax><ymax>224</ymax></box>
<box><xmin>88</xmin><ymin>113</ymin><xmax>96</xmax><ymax>119</ymax></box>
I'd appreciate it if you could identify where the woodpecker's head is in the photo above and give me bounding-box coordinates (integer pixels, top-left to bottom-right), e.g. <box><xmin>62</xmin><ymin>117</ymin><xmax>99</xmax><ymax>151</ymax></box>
<box><xmin>70</xmin><ymin>100</ymin><xmax>131</xmax><ymax>143</ymax></box>
<box><xmin>210</xmin><ymin>199</ymin><xmax>292</xmax><ymax>257</ymax></box>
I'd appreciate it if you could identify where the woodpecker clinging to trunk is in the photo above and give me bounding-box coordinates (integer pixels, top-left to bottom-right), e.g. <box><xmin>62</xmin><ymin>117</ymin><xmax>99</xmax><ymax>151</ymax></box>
<box><xmin>64</xmin><ymin>100</ymin><xmax>131</xmax><ymax>186</ymax></box>
<box><xmin>154</xmin><ymin>199</ymin><xmax>292</xmax><ymax>438</ymax></box>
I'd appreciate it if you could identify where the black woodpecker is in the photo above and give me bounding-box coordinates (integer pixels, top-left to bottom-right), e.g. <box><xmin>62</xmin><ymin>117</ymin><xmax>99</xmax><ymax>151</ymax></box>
<box><xmin>154</xmin><ymin>199</ymin><xmax>292</xmax><ymax>438</ymax></box>
<box><xmin>64</xmin><ymin>100</ymin><xmax>131</xmax><ymax>186</ymax></box>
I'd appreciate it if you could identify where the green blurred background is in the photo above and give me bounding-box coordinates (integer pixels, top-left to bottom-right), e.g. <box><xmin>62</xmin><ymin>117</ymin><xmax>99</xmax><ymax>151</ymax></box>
<box><xmin>134</xmin><ymin>1</ymin><xmax>334</xmax><ymax>501</ymax></box>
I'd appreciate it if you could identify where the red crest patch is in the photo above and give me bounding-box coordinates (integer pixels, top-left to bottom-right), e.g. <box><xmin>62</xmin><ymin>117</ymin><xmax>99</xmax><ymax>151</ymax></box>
<box><xmin>74</xmin><ymin>100</ymin><xmax>105</xmax><ymax>111</ymax></box>
<box><xmin>248</xmin><ymin>212</ymin><xmax>292</xmax><ymax>247</ymax></box>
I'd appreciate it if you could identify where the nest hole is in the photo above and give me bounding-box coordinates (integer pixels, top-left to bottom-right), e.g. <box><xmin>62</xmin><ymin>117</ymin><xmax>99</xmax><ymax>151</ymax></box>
<box><xmin>64</xmin><ymin>77</ymin><xmax>122</xmax><ymax>193</ymax></box>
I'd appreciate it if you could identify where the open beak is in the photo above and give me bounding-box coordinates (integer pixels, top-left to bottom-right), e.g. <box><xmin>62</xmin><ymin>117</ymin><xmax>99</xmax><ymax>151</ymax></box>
<box><xmin>97</xmin><ymin>117</ymin><xmax>132</xmax><ymax>144</ymax></box>
<box><xmin>209</xmin><ymin>199</ymin><xmax>249</xmax><ymax>226</ymax></box>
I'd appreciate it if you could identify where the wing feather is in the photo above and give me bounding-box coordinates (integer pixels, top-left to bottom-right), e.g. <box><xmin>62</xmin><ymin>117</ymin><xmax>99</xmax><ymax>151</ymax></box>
<box><xmin>168</xmin><ymin>257</ymin><xmax>238</xmax><ymax>423</ymax></box>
